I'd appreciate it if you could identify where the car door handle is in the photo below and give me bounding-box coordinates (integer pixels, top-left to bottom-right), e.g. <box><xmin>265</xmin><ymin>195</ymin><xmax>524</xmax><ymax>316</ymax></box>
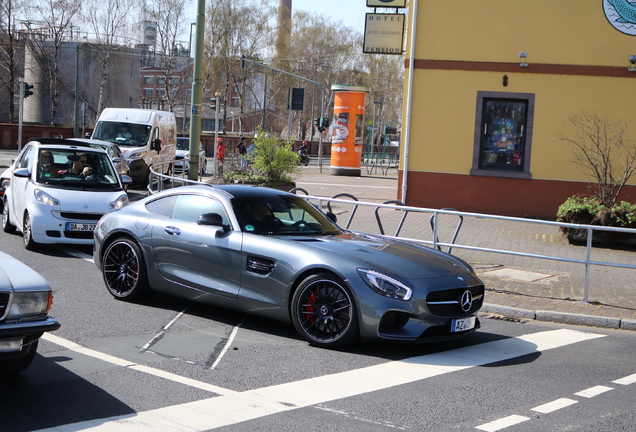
<box><xmin>165</xmin><ymin>226</ymin><xmax>181</xmax><ymax>235</ymax></box>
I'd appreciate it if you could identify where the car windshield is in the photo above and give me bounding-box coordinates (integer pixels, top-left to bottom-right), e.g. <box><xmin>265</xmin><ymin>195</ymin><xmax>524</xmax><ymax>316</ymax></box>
<box><xmin>232</xmin><ymin>194</ymin><xmax>342</xmax><ymax>236</ymax></box>
<box><xmin>36</xmin><ymin>148</ymin><xmax>120</xmax><ymax>189</ymax></box>
<box><xmin>92</xmin><ymin>121</ymin><xmax>151</xmax><ymax>147</ymax></box>
<box><xmin>176</xmin><ymin>139</ymin><xmax>189</xmax><ymax>150</ymax></box>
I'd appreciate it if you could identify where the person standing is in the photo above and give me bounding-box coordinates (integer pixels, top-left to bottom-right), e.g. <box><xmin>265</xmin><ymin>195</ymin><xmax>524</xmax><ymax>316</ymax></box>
<box><xmin>237</xmin><ymin>136</ymin><xmax>248</xmax><ymax>172</ymax></box>
<box><xmin>216</xmin><ymin>138</ymin><xmax>226</xmax><ymax>177</ymax></box>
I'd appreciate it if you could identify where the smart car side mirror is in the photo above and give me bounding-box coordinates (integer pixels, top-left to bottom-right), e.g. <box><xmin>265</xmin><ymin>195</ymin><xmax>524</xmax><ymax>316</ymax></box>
<box><xmin>13</xmin><ymin>168</ymin><xmax>30</xmax><ymax>178</ymax></box>
<box><xmin>198</xmin><ymin>213</ymin><xmax>230</xmax><ymax>231</ymax></box>
<box><xmin>326</xmin><ymin>212</ymin><xmax>337</xmax><ymax>223</ymax></box>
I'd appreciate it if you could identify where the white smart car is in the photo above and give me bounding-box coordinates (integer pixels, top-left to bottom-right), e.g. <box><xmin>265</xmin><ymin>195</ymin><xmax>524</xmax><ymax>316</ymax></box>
<box><xmin>2</xmin><ymin>138</ymin><xmax>131</xmax><ymax>250</ymax></box>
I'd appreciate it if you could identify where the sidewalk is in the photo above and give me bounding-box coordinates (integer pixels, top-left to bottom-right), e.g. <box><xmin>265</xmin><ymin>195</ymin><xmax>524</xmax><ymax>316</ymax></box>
<box><xmin>291</xmin><ymin>164</ymin><xmax>636</xmax><ymax>332</ymax></box>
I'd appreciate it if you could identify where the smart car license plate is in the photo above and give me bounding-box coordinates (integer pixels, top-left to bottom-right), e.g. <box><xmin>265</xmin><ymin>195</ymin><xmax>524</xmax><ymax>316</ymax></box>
<box><xmin>67</xmin><ymin>222</ymin><xmax>97</xmax><ymax>232</ymax></box>
<box><xmin>451</xmin><ymin>316</ymin><xmax>476</xmax><ymax>332</ymax></box>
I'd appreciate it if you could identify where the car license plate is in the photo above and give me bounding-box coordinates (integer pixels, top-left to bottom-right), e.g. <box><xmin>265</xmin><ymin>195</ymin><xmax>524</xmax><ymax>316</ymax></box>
<box><xmin>66</xmin><ymin>222</ymin><xmax>97</xmax><ymax>232</ymax></box>
<box><xmin>451</xmin><ymin>316</ymin><xmax>476</xmax><ymax>332</ymax></box>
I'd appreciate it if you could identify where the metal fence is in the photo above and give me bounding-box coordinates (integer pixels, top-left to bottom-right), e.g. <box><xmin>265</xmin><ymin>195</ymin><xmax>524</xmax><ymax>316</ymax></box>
<box><xmin>148</xmin><ymin>162</ymin><xmax>636</xmax><ymax>307</ymax></box>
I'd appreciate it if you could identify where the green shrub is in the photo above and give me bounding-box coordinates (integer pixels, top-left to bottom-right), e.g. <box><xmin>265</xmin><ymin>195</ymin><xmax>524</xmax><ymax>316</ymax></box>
<box><xmin>248</xmin><ymin>128</ymin><xmax>300</xmax><ymax>183</ymax></box>
<box><xmin>557</xmin><ymin>195</ymin><xmax>636</xmax><ymax>240</ymax></box>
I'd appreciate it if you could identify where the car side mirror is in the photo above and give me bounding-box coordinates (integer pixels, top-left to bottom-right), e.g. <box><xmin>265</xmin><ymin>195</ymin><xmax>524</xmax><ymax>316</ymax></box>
<box><xmin>198</xmin><ymin>212</ymin><xmax>230</xmax><ymax>231</ymax></box>
<box><xmin>13</xmin><ymin>168</ymin><xmax>30</xmax><ymax>178</ymax></box>
<box><xmin>326</xmin><ymin>212</ymin><xmax>337</xmax><ymax>223</ymax></box>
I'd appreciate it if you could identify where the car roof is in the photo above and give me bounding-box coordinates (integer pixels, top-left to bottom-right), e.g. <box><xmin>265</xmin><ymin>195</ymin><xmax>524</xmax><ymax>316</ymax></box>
<box><xmin>69</xmin><ymin>138</ymin><xmax>116</xmax><ymax>148</ymax></box>
<box><xmin>154</xmin><ymin>184</ymin><xmax>295</xmax><ymax>201</ymax></box>
<box><xmin>28</xmin><ymin>138</ymin><xmax>108</xmax><ymax>155</ymax></box>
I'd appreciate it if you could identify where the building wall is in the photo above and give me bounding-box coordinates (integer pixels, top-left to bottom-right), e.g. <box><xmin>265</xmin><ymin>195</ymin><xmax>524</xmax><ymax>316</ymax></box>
<box><xmin>401</xmin><ymin>0</ymin><xmax>636</xmax><ymax>217</ymax></box>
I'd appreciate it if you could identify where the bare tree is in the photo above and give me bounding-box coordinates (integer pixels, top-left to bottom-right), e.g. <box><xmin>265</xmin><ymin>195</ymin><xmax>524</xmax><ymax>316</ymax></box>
<box><xmin>82</xmin><ymin>0</ymin><xmax>134</xmax><ymax>115</ymax></box>
<box><xmin>142</xmin><ymin>0</ymin><xmax>190</xmax><ymax>111</ymax></box>
<box><xmin>0</xmin><ymin>0</ymin><xmax>25</xmax><ymax>123</ymax></box>
<box><xmin>204</xmin><ymin>0</ymin><xmax>275</xmax><ymax>135</ymax></box>
<box><xmin>557</xmin><ymin>111</ymin><xmax>636</xmax><ymax>206</ymax></box>
<box><xmin>25</xmin><ymin>0</ymin><xmax>81</xmax><ymax>124</ymax></box>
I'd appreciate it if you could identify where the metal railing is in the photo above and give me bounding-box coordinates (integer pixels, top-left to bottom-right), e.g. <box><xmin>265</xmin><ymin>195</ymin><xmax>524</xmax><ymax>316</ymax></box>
<box><xmin>147</xmin><ymin>163</ymin><xmax>636</xmax><ymax>304</ymax></box>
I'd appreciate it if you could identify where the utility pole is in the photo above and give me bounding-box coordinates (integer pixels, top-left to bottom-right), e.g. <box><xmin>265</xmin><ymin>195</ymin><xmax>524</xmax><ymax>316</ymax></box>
<box><xmin>187</xmin><ymin>0</ymin><xmax>205</xmax><ymax>181</ymax></box>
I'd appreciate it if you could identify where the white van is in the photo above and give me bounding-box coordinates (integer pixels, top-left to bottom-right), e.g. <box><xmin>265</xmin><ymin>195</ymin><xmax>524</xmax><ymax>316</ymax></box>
<box><xmin>91</xmin><ymin>108</ymin><xmax>177</xmax><ymax>184</ymax></box>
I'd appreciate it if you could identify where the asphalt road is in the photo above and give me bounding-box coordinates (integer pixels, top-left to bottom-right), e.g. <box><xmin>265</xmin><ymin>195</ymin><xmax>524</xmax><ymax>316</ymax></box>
<box><xmin>1</xmin><ymin>204</ymin><xmax>636</xmax><ymax>432</ymax></box>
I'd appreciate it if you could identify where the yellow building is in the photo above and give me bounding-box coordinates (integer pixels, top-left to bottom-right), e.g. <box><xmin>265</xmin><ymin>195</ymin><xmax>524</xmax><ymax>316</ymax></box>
<box><xmin>400</xmin><ymin>0</ymin><xmax>636</xmax><ymax>218</ymax></box>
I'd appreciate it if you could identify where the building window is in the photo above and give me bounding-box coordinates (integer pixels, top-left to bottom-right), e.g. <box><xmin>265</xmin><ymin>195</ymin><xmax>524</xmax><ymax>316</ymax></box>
<box><xmin>471</xmin><ymin>91</ymin><xmax>534</xmax><ymax>179</ymax></box>
<box><xmin>144</xmin><ymin>76</ymin><xmax>154</xmax><ymax>85</ymax></box>
<box><xmin>143</xmin><ymin>88</ymin><xmax>153</xmax><ymax>98</ymax></box>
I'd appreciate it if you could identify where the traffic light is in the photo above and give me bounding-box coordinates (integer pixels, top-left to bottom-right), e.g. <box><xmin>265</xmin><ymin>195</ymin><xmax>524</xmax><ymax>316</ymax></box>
<box><xmin>321</xmin><ymin>117</ymin><xmax>331</xmax><ymax>132</ymax></box>
<box><xmin>313</xmin><ymin>117</ymin><xmax>320</xmax><ymax>129</ymax></box>
<box><xmin>210</xmin><ymin>97</ymin><xmax>216</xmax><ymax>110</ymax></box>
<box><xmin>240</xmin><ymin>55</ymin><xmax>246</xmax><ymax>69</ymax></box>
<box><xmin>23</xmin><ymin>82</ymin><xmax>34</xmax><ymax>98</ymax></box>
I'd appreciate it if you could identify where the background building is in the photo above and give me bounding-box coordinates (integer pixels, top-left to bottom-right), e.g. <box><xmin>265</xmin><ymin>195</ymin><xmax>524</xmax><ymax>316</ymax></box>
<box><xmin>401</xmin><ymin>0</ymin><xmax>636</xmax><ymax>218</ymax></box>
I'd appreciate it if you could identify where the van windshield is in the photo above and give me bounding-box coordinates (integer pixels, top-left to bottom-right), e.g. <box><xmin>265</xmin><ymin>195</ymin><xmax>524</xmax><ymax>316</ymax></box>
<box><xmin>93</xmin><ymin>122</ymin><xmax>152</xmax><ymax>147</ymax></box>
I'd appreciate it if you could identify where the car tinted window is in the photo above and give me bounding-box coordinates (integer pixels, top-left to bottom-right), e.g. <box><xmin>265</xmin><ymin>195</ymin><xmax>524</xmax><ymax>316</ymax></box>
<box><xmin>145</xmin><ymin>195</ymin><xmax>178</xmax><ymax>218</ymax></box>
<box><xmin>172</xmin><ymin>195</ymin><xmax>229</xmax><ymax>225</ymax></box>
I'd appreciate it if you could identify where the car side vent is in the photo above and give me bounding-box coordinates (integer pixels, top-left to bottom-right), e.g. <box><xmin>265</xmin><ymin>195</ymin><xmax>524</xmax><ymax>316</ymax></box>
<box><xmin>247</xmin><ymin>256</ymin><xmax>276</xmax><ymax>275</ymax></box>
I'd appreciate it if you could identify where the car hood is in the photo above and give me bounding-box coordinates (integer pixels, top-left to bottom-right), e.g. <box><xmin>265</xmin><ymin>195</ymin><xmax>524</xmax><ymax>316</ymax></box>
<box><xmin>175</xmin><ymin>149</ymin><xmax>188</xmax><ymax>157</ymax></box>
<box><xmin>0</xmin><ymin>251</ymin><xmax>50</xmax><ymax>293</ymax></box>
<box><xmin>291</xmin><ymin>231</ymin><xmax>476</xmax><ymax>281</ymax></box>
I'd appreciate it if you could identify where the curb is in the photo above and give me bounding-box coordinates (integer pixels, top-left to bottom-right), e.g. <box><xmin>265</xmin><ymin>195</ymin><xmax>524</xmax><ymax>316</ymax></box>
<box><xmin>481</xmin><ymin>303</ymin><xmax>635</xmax><ymax>331</ymax></box>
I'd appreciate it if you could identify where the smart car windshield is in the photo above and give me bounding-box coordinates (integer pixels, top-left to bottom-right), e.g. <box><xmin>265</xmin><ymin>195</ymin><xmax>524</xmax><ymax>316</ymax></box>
<box><xmin>232</xmin><ymin>195</ymin><xmax>342</xmax><ymax>236</ymax></box>
<box><xmin>36</xmin><ymin>149</ymin><xmax>120</xmax><ymax>189</ymax></box>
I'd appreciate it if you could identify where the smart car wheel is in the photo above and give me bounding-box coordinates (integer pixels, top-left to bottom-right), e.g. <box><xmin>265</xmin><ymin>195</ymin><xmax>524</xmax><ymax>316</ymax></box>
<box><xmin>102</xmin><ymin>238</ymin><xmax>150</xmax><ymax>301</ymax></box>
<box><xmin>291</xmin><ymin>273</ymin><xmax>359</xmax><ymax>348</ymax></box>
<box><xmin>22</xmin><ymin>212</ymin><xmax>38</xmax><ymax>251</ymax></box>
<box><xmin>2</xmin><ymin>198</ymin><xmax>16</xmax><ymax>234</ymax></box>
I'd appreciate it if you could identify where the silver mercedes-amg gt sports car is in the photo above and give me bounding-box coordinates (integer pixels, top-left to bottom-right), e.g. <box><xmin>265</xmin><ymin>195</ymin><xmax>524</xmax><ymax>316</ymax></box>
<box><xmin>93</xmin><ymin>184</ymin><xmax>484</xmax><ymax>348</ymax></box>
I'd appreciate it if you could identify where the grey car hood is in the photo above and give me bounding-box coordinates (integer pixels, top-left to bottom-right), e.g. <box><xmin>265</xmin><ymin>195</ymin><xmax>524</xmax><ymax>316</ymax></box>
<box><xmin>290</xmin><ymin>231</ymin><xmax>474</xmax><ymax>280</ymax></box>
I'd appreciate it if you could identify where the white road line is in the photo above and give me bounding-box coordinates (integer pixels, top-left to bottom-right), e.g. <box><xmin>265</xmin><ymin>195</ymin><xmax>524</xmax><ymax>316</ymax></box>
<box><xmin>613</xmin><ymin>373</ymin><xmax>636</xmax><ymax>385</ymax></box>
<box><xmin>210</xmin><ymin>318</ymin><xmax>244</xmax><ymax>370</ymax></box>
<box><xmin>41</xmin><ymin>333</ymin><xmax>236</xmax><ymax>396</ymax></box>
<box><xmin>54</xmin><ymin>245</ymin><xmax>94</xmax><ymax>263</ymax></box>
<box><xmin>141</xmin><ymin>306</ymin><xmax>189</xmax><ymax>352</ymax></box>
<box><xmin>36</xmin><ymin>329</ymin><xmax>605</xmax><ymax>432</ymax></box>
<box><xmin>574</xmin><ymin>385</ymin><xmax>613</xmax><ymax>398</ymax></box>
<box><xmin>531</xmin><ymin>398</ymin><xmax>578</xmax><ymax>414</ymax></box>
<box><xmin>475</xmin><ymin>415</ymin><xmax>530</xmax><ymax>432</ymax></box>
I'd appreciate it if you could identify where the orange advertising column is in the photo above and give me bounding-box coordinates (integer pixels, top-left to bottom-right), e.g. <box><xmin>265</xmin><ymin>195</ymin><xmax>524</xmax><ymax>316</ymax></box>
<box><xmin>330</xmin><ymin>85</ymin><xmax>369</xmax><ymax>176</ymax></box>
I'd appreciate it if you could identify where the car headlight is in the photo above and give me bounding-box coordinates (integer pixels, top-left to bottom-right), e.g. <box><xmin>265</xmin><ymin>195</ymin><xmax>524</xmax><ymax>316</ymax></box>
<box><xmin>129</xmin><ymin>151</ymin><xmax>147</xmax><ymax>160</ymax></box>
<box><xmin>8</xmin><ymin>291</ymin><xmax>53</xmax><ymax>319</ymax></box>
<box><xmin>109</xmin><ymin>194</ymin><xmax>129</xmax><ymax>210</ymax></box>
<box><xmin>34</xmin><ymin>188</ymin><xmax>61</xmax><ymax>206</ymax></box>
<box><xmin>1</xmin><ymin>178</ymin><xmax>10</xmax><ymax>189</ymax></box>
<box><xmin>358</xmin><ymin>269</ymin><xmax>412</xmax><ymax>301</ymax></box>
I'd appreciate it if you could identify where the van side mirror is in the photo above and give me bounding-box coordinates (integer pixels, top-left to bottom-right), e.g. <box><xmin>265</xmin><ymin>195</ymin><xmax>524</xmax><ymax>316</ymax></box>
<box><xmin>152</xmin><ymin>139</ymin><xmax>162</xmax><ymax>152</ymax></box>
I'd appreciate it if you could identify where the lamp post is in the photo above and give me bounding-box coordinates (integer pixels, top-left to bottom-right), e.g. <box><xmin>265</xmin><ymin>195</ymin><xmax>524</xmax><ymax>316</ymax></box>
<box><xmin>213</xmin><ymin>91</ymin><xmax>221</xmax><ymax>177</ymax></box>
<box><xmin>182</xmin><ymin>22</ymin><xmax>196</xmax><ymax>136</ymax></box>
<box><xmin>372</xmin><ymin>100</ymin><xmax>381</xmax><ymax>157</ymax></box>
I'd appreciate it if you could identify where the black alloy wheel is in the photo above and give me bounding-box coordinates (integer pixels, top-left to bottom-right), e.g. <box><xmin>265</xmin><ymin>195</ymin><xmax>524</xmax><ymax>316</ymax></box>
<box><xmin>291</xmin><ymin>273</ymin><xmax>359</xmax><ymax>348</ymax></box>
<box><xmin>102</xmin><ymin>238</ymin><xmax>149</xmax><ymax>301</ymax></box>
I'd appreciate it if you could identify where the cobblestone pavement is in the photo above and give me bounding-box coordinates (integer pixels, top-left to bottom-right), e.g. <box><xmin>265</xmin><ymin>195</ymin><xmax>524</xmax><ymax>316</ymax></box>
<box><xmin>290</xmin><ymin>164</ymin><xmax>636</xmax><ymax>330</ymax></box>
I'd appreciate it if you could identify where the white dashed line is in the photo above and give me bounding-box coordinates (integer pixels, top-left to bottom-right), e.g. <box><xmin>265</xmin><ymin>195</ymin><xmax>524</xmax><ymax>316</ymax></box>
<box><xmin>475</xmin><ymin>415</ymin><xmax>530</xmax><ymax>432</ymax></box>
<box><xmin>575</xmin><ymin>385</ymin><xmax>613</xmax><ymax>398</ymax></box>
<box><xmin>531</xmin><ymin>398</ymin><xmax>578</xmax><ymax>414</ymax></box>
<box><xmin>613</xmin><ymin>373</ymin><xmax>636</xmax><ymax>385</ymax></box>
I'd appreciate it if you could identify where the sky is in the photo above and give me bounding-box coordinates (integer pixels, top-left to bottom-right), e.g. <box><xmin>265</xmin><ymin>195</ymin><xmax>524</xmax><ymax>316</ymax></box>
<box><xmin>293</xmin><ymin>1</ymin><xmax>370</xmax><ymax>32</ymax></box>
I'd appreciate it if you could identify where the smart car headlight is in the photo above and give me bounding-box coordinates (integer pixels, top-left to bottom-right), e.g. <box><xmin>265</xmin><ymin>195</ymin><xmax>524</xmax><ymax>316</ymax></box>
<box><xmin>8</xmin><ymin>291</ymin><xmax>52</xmax><ymax>319</ymax></box>
<box><xmin>34</xmin><ymin>189</ymin><xmax>61</xmax><ymax>206</ymax></box>
<box><xmin>358</xmin><ymin>269</ymin><xmax>412</xmax><ymax>301</ymax></box>
<box><xmin>109</xmin><ymin>194</ymin><xmax>129</xmax><ymax>210</ymax></box>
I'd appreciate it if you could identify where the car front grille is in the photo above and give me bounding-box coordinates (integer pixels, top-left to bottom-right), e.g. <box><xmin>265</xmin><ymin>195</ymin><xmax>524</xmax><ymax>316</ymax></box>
<box><xmin>59</xmin><ymin>212</ymin><xmax>104</xmax><ymax>221</ymax></box>
<box><xmin>426</xmin><ymin>285</ymin><xmax>484</xmax><ymax>317</ymax></box>
<box><xmin>0</xmin><ymin>292</ymin><xmax>10</xmax><ymax>320</ymax></box>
